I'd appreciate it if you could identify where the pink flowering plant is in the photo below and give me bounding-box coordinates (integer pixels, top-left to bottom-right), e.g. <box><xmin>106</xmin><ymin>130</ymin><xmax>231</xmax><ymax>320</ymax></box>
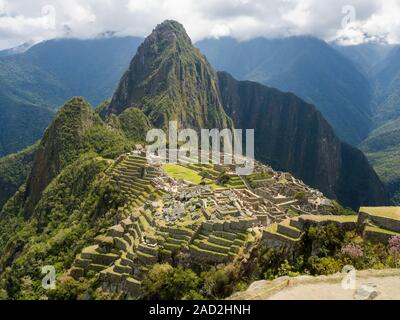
<box><xmin>341</xmin><ymin>244</ymin><xmax>364</xmax><ymax>260</ymax></box>
<box><xmin>388</xmin><ymin>235</ymin><xmax>400</xmax><ymax>267</ymax></box>
<box><xmin>388</xmin><ymin>235</ymin><xmax>400</xmax><ymax>255</ymax></box>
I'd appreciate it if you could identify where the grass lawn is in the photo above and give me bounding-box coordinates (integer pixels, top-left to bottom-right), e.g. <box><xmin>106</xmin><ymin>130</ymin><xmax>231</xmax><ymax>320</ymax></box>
<box><xmin>360</xmin><ymin>207</ymin><xmax>400</xmax><ymax>220</ymax></box>
<box><xmin>299</xmin><ymin>215</ymin><xmax>358</xmax><ymax>223</ymax></box>
<box><xmin>162</xmin><ymin>164</ymin><xmax>222</xmax><ymax>189</ymax></box>
<box><xmin>365</xmin><ymin>225</ymin><xmax>400</xmax><ymax>235</ymax></box>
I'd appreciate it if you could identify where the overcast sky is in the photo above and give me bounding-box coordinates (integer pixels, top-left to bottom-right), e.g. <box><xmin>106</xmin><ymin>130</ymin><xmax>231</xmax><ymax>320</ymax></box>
<box><xmin>0</xmin><ymin>0</ymin><xmax>399</xmax><ymax>50</ymax></box>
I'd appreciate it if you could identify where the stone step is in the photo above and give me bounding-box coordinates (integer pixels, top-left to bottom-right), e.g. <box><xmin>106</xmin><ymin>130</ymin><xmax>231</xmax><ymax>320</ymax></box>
<box><xmin>114</xmin><ymin>237</ymin><xmax>130</xmax><ymax>251</ymax></box>
<box><xmin>114</xmin><ymin>260</ymin><xmax>133</xmax><ymax>275</ymax></box>
<box><xmin>125</xmin><ymin>277</ymin><xmax>142</xmax><ymax>297</ymax></box>
<box><xmin>262</xmin><ymin>225</ymin><xmax>301</xmax><ymax>245</ymax></box>
<box><xmin>138</xmin><ymin>216</ymin><xmax>150</xmax><ymax>232</ymax></box>
<box><xmin>229</xmin><ymin>245</ymin><xmax>241</xmax><ymax>254</ymax></box>
<box><xmin>160</xmin><ymin>248</ymin><xmax>173</xmax><ymax>261</ymax></box>
<box><xmin>156</xmin><ymin>230</ymin><xmax>169</xmax><ymax>239</ymax></box>
<box><xmin>160</xmin><ymin>226</ymin><xmax>194</xmax><ymax>237</ymax></box>
<box><xmin>74</xmin><ymin>255</ymin><xmax>92</xmax><ymax>269</ymax></box>
<box><xmin>69</xmin><ymin>267</ymin><xmax>85</xmax><ymax>280</ymax></box>
<box><xmin>163</xmin><ymin>242</ymin><xmax>181</xmax><ymax>252</ymax></box>
<box><xmin>107</xmin><ymin>225</ymin><xmax>125</xmax><ymax>238</ymax></box>
<box><xmin>100</xmin><ymin>266</ymin><xmax>125</xmax><ymax>283</ymax></box>
<box><xmin>233</xmin><ymin>238</ymin><xmax>245</xmax><ymax>247</ymax></box>
<box><xmin>133</xmin><ymin>222</ymin><xmax>142</xmax><ymax>239</ymax></box>
<box><xmin>165</xmin><ymin>237</ymin><xmax>187</xmax><ymax>246</ymax></box>
<box><xmin>122</xmin><ymin>161</ymin><xmax>147</xmax><ymax>168</ymax></box>
<box><xmin>120</xmin><ymin>253</ymin><xmax>135</xmax><ymax>268</ymax></box>
<box><xmin>123</xmin><ymin>233</ymin><xmax>135</xmax><ymax>247</ymax></box>
<box><xmin>363</xmin><ymin>225</ymin><xmax>400</xmax><ymax>244</ymax></box>
<box><xmin>138</xmin><ymin>244</ymin><xmax>159</xmax><ymax>256</ymax></box>
<box><xmin>197</xmin><ymin>234</ymin><xmax>208</xmax><ymax>241</ymax></box>
<box><xmin>208</xmin><ymin>235</ymin><xmax>234</xmax><ymax>247</ymax></box>
<box><xmin>81</xmin><ymin>250</ymin><xmax>119</xmax><ymax>266</ymax></box>
<box><xmin>124</xmin><ymin>179</ymin><xmax>152</xmax><ymax>191</ymax></box>
<box><xmin>121</xmin><ymin>174</ymin><xmax>155</xmax><ymax>185</ymax></box>
<box><xmin>137</xmin><ymin>251</ymin><xmax>158</xmax><ymax>265</ymax></box>
<box><xmin>124</xmin><ymin>157</ymin><xmax>148</xmax><ymax>164</ymax></box>
<box><xmin>143</xmin><ymin>210</ymin><xmax>154</xmax><ymax>226</ymax></box>
<box><xmin>189</xmin><ymin>245</ymin><xmax>229</xmax><ymax>264</ymax></box>
<box><xmin>94</xmin><ymin>235</ymin><xmax>114</xmax><ymax>248</ymax></box>
<box><xmin>127</xmin><ymin>251</ymin><xmax>137</xmax><ymax>262</ymax></box>
<box><xmin>213</xmin><ymin>230</ymin><xmax>238</xmax><ymax>241</ymax></box>
<box><xmin>289</xmin><ymin>217</ymin><xmax>303</xmax><ymax>229</ymax></box>
<box><xmin>129</xmin><ymin>227</ymin><xmax>139</xmax><ymax>240</ymax></box>
<box><xmin>194</xmin><ymin>239</ymin><xmax>230</xmax><ymax>254</ymax></box>
<box><xmin>170</xmin><ymin>233</ymin><xmax>192</xmax><ymax>242</ymax></box>
<box><xmin>277</xmin><ymin>221</ymin><xmax>303</xmax><ymax>239</ymax></box>
<box><xmin>87</xmin><ymin>263</ymin><xmax>108</xmax><ymax>272</ymax></box>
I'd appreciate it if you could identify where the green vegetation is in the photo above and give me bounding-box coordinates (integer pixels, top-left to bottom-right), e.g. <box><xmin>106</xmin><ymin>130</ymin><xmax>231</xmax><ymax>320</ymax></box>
<box><xmin>24</xmin><ymin>97</ymin><xmax>134</xmax><ymax>209</ymax></box>
<box><xmin>329</xmin><ymin>200</ymin><xmax>356</xmax><ymax>216</ymax></box>
<box><xmin>142</xmin><ymin>264</ymin><xmax>200</xmax><ymax>300</ymax></box>
<box><xmin>142</xmin><ymin>263</ymin><xmax>246</xmax><ymax>300</ymax></box>
<box><xmin>258</xmin><ymin>223</ymin><xmax>400</xmax><ymax>281</ymax></box>
<box><xmin>115</xmin><ymin>107</ymin><xmax>152</xmax><ymax>142</ymax></box>
<box><xmin>162</xmin><ymin>164</ymin><xmax>222</xmax><ymax>189</ymax></box>
<box><xmin>0</xmin><ymin>97</ymin><xmax>132</xmax><ymax>299</ymax></box>
<box><xmin>162</xmin><ymin>164</ymin><xmax>204</xmax><ymax>184</ymax></box>
<box><xmin>0</xmin><ymin>20</ymin><xmax>397</xmax><ymax>301</ymax></box>
<box><xmin>300</xmin><ymin>215</ymin><xmax>357</xmax><ymax>223</ymax></box>
<box><xmin>0</xmin><ymin>143</ymin><xmax>37</xmax><ymax>209</ymax></box>
<box><xmin>360</xmin><ymin>118</ymin><xmax>400</xmax><ymax>205</ymax></box>
<box><xmin>0</xmin><ymin>154</ymin><xmax>124</xmax><ymax>299</ymax></box>
<box><xmin>0</xmin><ymin>36</ymin><xmax>142</xmax><ymax>156</ymax></box>
<box><xmin>106</xmin><ymin>20</ymin><xmax>231</xmax><ymax>130</ymax></box>
<box><xmin>216</xmin><ymin>171</ymin><xmax>231</xmax><ymax>186</ymax></box>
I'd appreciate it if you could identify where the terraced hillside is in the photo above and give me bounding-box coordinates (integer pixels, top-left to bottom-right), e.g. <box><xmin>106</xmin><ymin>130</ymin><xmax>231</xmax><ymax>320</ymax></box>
<box><xmin>262</xmin><ymin>207</ymin><xmax>400</xmax><ymax>251</ymax></box>
<box><xmin>109</xmin><ymin>153</ymin><xmax>164</xmax><ymax>213</ymax></box>
<box><xmin>68</xmin><ymin>150</ymin><xmax>345</xmax><ymax>298</ymax></box>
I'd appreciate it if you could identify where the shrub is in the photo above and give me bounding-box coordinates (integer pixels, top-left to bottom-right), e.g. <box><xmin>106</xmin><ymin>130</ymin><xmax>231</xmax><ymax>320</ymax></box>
<box><xmin>201</xmin><ymin>268</ymin><xmax>231</xmax><ymax>298</ymax></box>
<box><xmin>142</xmin><ymin>264</ymin><xmax>201</xmax><ymax>300</ymax></box>
<box><xmin>341</xmin><ymin>244</ymin><xmax>364</xmax><ymax>260</ymax></box>
<box><xmin>307</xmin><ymin>256</ymin><xmax>342</xmax><ymax>275</ymax></box>
<box><xmin>142</xmin><ymin>263</ymin><xmax>173</xmax><ymax>300</ymax></box>
<box><xmin>388</xmin><ymin>235</ymin><xmax>400</xmax><ymax>255</ymax></box>
<box><xmin>306</xmin><ymin>223</ymin><xmax>343</xmax><ymax>256</ymax></box>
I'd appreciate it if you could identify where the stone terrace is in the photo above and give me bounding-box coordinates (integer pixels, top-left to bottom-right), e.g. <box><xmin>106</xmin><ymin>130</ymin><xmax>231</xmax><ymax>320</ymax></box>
<box><xmin>68</xmin><ymin>150</ymin><xmax>342</xmax><ymax>298</ymax></box>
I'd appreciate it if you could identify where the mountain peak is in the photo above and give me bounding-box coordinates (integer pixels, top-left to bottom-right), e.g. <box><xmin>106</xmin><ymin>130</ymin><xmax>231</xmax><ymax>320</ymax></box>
<box><xmin>153</xmin><ymin>20</ymin><xmax>188</xmax><ymax>37</ymax></box>
<box><xmin>24</xmin><ymin>97</ymin><xmax>98</xmax><ymax>212</ymax></box>
<box><xmin>145</xmin><ymin>19</ymin><xmax>193</xmax><ymax>54</ymax></box>
<box><xmin>105</xmin><ymin>20</ymin><xmax>231</xmax><ymax>130</ymax></box>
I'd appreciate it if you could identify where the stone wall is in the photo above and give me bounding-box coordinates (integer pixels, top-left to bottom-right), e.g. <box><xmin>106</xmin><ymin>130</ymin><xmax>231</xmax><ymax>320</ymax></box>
<box><xmin>358</xmin><ymin>211</ymin><xmax>400</xmax><ymax>233</ymax></box>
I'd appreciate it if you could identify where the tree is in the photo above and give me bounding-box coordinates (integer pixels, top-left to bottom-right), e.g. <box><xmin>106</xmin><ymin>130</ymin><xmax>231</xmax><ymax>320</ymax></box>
<box><xmin>142</xmin><ymin>264</ymin><xmax>201</xmax><ymax>300</ymax></box>
<box><xmin>202</xmin><ymin>268</ymin><xmax>231</xmax><ymax>298</ymax></box>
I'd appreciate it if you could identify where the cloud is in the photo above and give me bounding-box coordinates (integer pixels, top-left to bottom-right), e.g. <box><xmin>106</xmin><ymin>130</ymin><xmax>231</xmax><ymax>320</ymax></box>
<box><xmin>0</xmin><ymin>0</ymin><xmax>398</xmax><ymax>50</ymax></box>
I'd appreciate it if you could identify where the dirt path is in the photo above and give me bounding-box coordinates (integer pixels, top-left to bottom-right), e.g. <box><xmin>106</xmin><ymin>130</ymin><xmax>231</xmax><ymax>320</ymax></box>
<box><xmin>230</xmin><ymin>269</ymin><xmax>400</xmax><ymax>300</ymax></box>
<box><xmin>268</xmin><ymin>276</ymin><xmax>400</xmax><ymax>300</ymax></box>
